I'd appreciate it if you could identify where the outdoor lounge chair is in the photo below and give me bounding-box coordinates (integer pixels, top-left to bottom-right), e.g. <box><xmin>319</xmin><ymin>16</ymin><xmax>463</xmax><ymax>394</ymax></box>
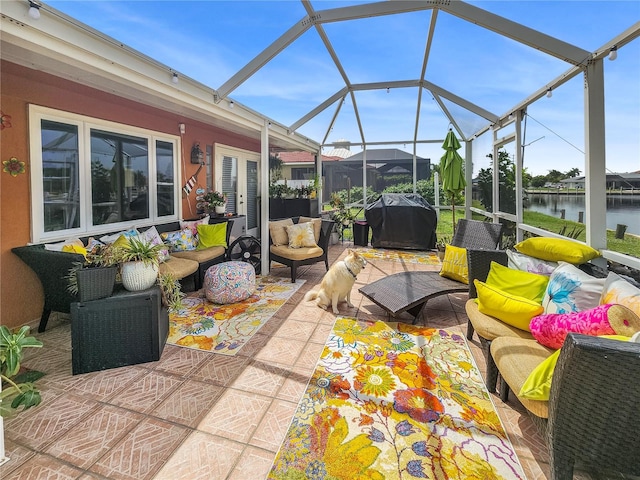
<box><xmin>359</xmin><ymin>218</ymin><xmax>504</xmax><ymax>323</ymax></box>
<box><xmin>269</xmin><ymin>217</ymin><xmax>335</xmax><ymax>282</ymax></box>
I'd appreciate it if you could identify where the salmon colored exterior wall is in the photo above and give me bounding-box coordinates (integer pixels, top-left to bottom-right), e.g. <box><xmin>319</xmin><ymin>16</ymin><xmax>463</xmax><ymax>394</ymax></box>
<box><xmin>0</xmin><ymin>60</ymin><xmax>260</xmax><ymax>328</ymax></box>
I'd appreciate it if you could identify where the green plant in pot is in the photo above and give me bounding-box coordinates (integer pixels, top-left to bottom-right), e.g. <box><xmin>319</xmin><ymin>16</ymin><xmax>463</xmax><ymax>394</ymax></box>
<box><xmin>435</xmin><ymin>235</ymin><xmax>451</xmax><ymax>260</ymax></box>
<box><xmin>1</xmin><ymin>325</ymin><xmax>44</xmax><ymax>417</ymax></box>
<box><xmin>202</xmin><ymin>190</ymin><xmax>227</xmax><ymax>214</ymax></box>
<box><xmin>66</xmin><ymin>242</ymin><xmax>121</xmax><ymax>302</ymax></box>
<box><xmin>157</xmin><ymin>272</ymin><xmax>185</xmax><ymax>312</ymax></box>
<box><xmin>115</xmin><ymin>236</ymin><xmax>164</xmax><ymax>292</ymax></box>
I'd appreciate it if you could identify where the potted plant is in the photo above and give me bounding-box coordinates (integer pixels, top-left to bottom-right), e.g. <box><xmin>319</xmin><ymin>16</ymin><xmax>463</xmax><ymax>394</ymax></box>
<box><xmin>115</xmin><ymin>236</ymin><xmax>164</xmax><ymax>291</ymax></box>
<box><xmin>202</xmin><ymin>190</ymin><xmax>227</xmax><ymax>215</ymax></box>
<box><xmin>435</xmin><ymin>235</ymin><xmax>451</xmax><ymax>260</ymax></box>
<box><xmin>329</xmin><ymin>193</ymin><xmax>356</xmax><ymax>226</ymax></box>
<box><xmin>1</xmin><ymin>325</ymin><xmax>44</xmax><ymax>417</ymax></box>
<box><xmin>157</xmin><ymin>272</ymin><xmax>185</xmax><ymax>312</ymax></box>
<box><xmin>66</xmin><ymin>243</ymin><xmax>121</xmax><ymax>302</ymax></box>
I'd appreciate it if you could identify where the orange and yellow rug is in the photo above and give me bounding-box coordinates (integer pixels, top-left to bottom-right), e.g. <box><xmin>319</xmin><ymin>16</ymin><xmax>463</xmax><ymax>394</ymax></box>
<box><xmin>268</xmin><ymin>317</ymin><xmax>525</xmax><ymax>479</ymax></box>
<box><xmin>167</xmin><ymin>276</ymin><xmax>304</xmax><ymax>355</ymax></box>
<box><xmin>356</xmin><ymin>247</ymin><xmax>441</xmax><ymax>266</ymax></box>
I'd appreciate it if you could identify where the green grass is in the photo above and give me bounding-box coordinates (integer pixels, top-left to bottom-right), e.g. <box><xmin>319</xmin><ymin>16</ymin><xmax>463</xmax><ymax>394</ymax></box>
<box><xmin>329</xmin><ymin>203</ymin><xmax>640</xmax><ymax>259</ymax></box>
<box><xmin>435</xmin><ymin>208</ymin><xmax>640</xmax><ymax>259</ymax></box>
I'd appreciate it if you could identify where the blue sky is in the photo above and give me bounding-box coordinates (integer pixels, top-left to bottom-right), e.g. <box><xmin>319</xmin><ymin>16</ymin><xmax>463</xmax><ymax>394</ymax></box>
<box><xmin>47</xmin><ymin>0</ymin><xmax>639</xmax><ymax>176</ymax></box>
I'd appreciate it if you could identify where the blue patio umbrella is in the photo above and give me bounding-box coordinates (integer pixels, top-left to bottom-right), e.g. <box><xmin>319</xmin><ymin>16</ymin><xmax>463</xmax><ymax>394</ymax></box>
<box><xmin>439</xmin><ymin>129</ymin><xmax>467</xmax><ymax>229</ymax></box>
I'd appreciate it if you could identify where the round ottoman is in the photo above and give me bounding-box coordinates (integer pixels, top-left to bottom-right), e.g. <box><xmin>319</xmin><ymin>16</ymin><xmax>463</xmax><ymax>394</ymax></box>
<box><xmin>204</xmin><ymin>261</ymin><xmax>256</xmax><ymax>304</ymax></box>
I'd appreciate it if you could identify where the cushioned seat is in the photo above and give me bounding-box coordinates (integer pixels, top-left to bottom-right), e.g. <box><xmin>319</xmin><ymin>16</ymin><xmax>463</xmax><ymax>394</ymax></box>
<box><xmin>490</xmin><ymin>336</ymin><xmax>554</xmax><ymax>418</ymax></box>
<box><xmin>269</xmin><ymin>217</ymin><xmax>335</xmax><ymax>282</ymax></box>
<box><xmin>172</xmin><ymin>246</ymin><xmax>225</xmax><ymax>263</ymax></box>
<box><xmin>158</xmin><ymin>256</ymin><xmax>198</xmax><ymax>288</ymax></box>
<box><xmin>204</xmin><ymin>261</ymin><xmax>256</xmax><ymax>304</ymax></box>
<box><xmin>466</xmin><ymin>300</ymin><xmax>535</xmax><ymax>341</ymax></box>
<box><xmin>269</xmin><ymin>244</ymin><xmax>323</xmax><ymax>261</ymax></box>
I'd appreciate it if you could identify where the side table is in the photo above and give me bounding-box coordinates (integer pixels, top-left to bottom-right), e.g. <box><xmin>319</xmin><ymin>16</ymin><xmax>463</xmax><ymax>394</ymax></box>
<box><xmin>71</xmin><ymin>286</ymin><xmax>169</xmax><ymax>375</ymax></box>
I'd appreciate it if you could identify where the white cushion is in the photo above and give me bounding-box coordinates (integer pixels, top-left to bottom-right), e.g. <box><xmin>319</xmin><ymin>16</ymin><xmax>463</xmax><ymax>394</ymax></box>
<box><xmin>542</xmin><ymin>261</ymin><xmax>606</xmax><ymax>314</ymax></box>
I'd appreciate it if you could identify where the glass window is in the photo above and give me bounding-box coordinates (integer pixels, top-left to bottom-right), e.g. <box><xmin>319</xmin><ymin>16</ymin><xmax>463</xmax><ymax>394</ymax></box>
<box><xmin>31</xmin><ymin>106</ymin><xmax>179</xmax><ymax>242</ymax></box>
<box><xmin>222</xmin><ymin>155</ymin><xmax>238</xmax><ymax>214</ymax></box>
<box><xmin>41</xmin><ymin>120</ymin><xmax>80</xmax><ymax>232</ymax></box>
<box><xmin>90</xmin><ymin>129</ymin><xmax>149</xmax><ymax>225</ymax></box>
<box><xmin>156</xmin><ymin>140</ymin><xmax>175</xmax><ymax>217</ymax></box>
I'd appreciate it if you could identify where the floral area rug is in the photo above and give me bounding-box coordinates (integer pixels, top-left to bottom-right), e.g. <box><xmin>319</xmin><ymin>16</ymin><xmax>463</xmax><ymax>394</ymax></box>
<box><xmin>167</xmin><ymin>276</ymin><xmax>304</xmax><ymax>355</ymax></box>
<box><xmin>356</xmin><ymin>247</ymin><xmax>441</xmax><ymax>266</ymax></box>
<box><xmin>268</xmin><ymin>317</ymin><xmax>525</xmax><ymax>480</ymax></box>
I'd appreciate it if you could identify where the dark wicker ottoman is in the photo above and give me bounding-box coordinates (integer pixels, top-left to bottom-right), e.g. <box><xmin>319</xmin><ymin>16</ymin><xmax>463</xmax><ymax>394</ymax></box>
<box><xmin>71</xmin><ymin>286</ymin><xmax>168</xmax><ymax>375</ymax></box>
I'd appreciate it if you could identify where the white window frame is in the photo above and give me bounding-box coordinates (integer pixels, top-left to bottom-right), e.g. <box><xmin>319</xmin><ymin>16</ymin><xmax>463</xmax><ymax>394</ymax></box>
<box><xmin>29</xmin><ymin>105</ymin><xmax>181</xmax><ymax>243</ymax></box>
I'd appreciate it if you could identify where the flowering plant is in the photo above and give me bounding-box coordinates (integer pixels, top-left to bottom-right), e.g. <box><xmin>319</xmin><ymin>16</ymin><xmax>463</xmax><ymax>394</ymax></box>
<box><xmin>203</xmin><ymin>190</ymin><xmax>226</xmax><ymax>207</ymax></box>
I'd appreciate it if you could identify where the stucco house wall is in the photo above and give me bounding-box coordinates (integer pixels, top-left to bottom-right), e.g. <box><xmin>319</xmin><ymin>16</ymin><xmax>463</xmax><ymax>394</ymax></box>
<box><xmin>0</xmin><ymin>60</ymin><xmax>260</xmax><ymax>328</ymax></box>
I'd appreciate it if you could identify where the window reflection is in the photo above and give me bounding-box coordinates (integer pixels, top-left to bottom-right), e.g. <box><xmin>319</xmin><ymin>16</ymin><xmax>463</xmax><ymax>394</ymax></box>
<box><xmin>41</xmin><ymin>120</ymin><xmax>80</xmax><ymax>232</ymax></box>
<box><xmin>90</xmin><ymin>129</ymin><xmax>149</xmax><ymax>225</ymax></box>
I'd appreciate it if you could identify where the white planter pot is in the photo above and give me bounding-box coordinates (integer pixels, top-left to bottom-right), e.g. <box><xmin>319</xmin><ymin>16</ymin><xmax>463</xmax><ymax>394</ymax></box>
<box><xmin>214</xmin><ymin>205</ymin><xmax>226</xmax><ymax>214</ymax></box>
<box><xmin>121</xmin><ymin>261</ymin><xmax>158</xmax><ymax>291</ymax></box>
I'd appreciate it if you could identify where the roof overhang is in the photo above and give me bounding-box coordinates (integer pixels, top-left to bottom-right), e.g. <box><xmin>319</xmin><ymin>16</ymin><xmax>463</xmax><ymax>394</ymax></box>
<box><xmin>0</xmin><ymin>1</ymin><xmax>320</xmax><ymax>153</ymax></box>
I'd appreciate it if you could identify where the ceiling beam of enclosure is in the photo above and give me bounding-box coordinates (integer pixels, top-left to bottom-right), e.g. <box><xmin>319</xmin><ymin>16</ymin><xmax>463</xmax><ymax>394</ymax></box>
<box><xmin>213</xmin><ymin>0</ymin><xmax>591</xmax><ymax>150</ymax></box>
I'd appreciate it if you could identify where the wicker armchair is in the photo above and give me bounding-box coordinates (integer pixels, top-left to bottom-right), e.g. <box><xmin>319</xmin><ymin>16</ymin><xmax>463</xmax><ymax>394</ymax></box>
<box><xmin>449</xmin><ymin>218</ymin><xmax>504</xmax><ymax>250</ymax></box>
<box><xmin>269</xmin><ymin>218</ymin><xmax>335</xmax><ymax>282</ymax></box>
<box><xmin>12</xmin><ymin>244</ymin><xmax>83</xmax><ymax>332</ymax></box>
<box><xmin>497</xmin><ymin>333</ymin><xmax>640</xmax><ymax>479</ymax></box>
<box><xmin>546</xmin><ymin>333</ymin><xmax>640</xmax><ymax>479</ymax></box>
<box><xmin>464</xmin><ymin>248</ymin><xmax>516</xmax><ymax>392</ymax></box>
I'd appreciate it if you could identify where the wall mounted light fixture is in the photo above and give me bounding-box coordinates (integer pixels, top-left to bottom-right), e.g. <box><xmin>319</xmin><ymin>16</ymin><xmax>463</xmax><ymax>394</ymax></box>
<box><xmin>546</xmin><ymin>88</ymin><xmax>553</xmax><ymax>98</ymax></box>
<box><xmin>608</xmin><ymin>46</ymin><xmax>618</xmax><ymax>61</ymax></box>
<box><xmin>191</xmin><ymin>142</ymin><xmax>204</xmax><ymax>164</ymax></box>
<box><xmin>171</xmin><ymin>72</ymin><xmax>179</xmax><ymax>84</ymax></box>
<box><xmin>28</xmin><ymin>1</ymin><xmax>41</xmax><ymax>19</ymax></box>
<box><xmin>178</xmin><ymin>123</ymin><xmax>185</xmax><ymax>134</ymax></box>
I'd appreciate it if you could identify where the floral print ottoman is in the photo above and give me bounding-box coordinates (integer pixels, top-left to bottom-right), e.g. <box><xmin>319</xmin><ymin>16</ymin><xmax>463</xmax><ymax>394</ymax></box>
<box><xmin>204</xmin><ymin>261</ymin><xmax>256</xmax><ymax>304</ymax></box>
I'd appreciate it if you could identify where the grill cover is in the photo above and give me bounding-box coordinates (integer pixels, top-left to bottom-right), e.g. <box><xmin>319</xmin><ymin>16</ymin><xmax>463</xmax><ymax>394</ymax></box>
<box><xmin>365</xmin><ymin>193</ymin><xmax>437</xmax><ymax>250</ymax></box>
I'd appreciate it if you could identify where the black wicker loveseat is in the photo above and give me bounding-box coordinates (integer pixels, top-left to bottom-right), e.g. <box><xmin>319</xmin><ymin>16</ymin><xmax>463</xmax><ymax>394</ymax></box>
<box><xmin>12</xmin><ymin>218</ymin><xmax>234</xmax><ymax>332</ymax></box>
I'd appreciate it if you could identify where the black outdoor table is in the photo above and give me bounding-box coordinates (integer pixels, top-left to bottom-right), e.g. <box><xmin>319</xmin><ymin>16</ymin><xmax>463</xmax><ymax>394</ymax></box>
<box><xmin>359</xmin><ymin>271</ymin><xmax>468</xmax><ymax>324</ymax></box>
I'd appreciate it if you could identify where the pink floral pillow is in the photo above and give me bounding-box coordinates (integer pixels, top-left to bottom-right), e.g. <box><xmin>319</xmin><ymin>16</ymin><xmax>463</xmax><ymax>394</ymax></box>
<box><xmin>529</xmin><ymin>304</ymin><xmax>617</xmax><ymax>349</ymax></box>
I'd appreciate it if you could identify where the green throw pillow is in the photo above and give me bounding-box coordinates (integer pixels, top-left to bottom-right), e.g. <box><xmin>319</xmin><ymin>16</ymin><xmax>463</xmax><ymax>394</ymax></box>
<box><xmin>197</xmin><ymin>223</ymin><xmax>227</xmax><ymax>249</ymax></box>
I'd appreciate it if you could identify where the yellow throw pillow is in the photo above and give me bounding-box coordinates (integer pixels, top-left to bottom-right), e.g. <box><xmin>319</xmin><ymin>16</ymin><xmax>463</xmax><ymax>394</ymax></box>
<box><xmin>439</xmin><ymin>245</ymin><xmax>468</xmax><ymax>284</ymax></box>
<box><xmin>600</xmin><ymin>271</ymin><xmax>640</xmax><ymax>319</ymax></box>
<box><xmin>298</xmin><ymin>216</ymin><xmax>322</xmax><ymax>242</ymax></box>
<box><xmin>514</xmin><ymin>237</ymin><xmax>600</xmax><ymax>264</ymax></box>
<box><xmin>486</xmin><ymin>261</ymin><xmax>549</xmax><ymax>304</ymax></box>
<box><xmin>286</xmin><ymin>222</ymin><xmax>317</xmax><ymax>248</ymax></box>
<box><xmin>197</xmin><ymin>222</ymin><xmax>227</xmax><ymax>249</ymax></box>
<box><xmin>62</xmin><ymin>244</ymin><xmax>88</xmax><ymax>257</ymax></box>
<box><xmin>475</xmin><ymin>280</ymin><xmax>544</xmax><ymax>331</ymax></box>
<box><xmin>269</xmin><ymin>218</ymin><xmax>294</xmax><ymax>246</ymax></box>
<box><xmin>112</xmin><ymin>234</ymin><xmax>130</xmax><ymax>248</ymax></box>
<box><xmin>519</xmin><ymin>334</ymin><xmax>630</xmax><ymax>401</ymax></box>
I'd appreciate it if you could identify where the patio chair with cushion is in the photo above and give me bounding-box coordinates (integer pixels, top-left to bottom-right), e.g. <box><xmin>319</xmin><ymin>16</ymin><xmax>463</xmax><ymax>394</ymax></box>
<box><xmin>269</xmin><ymin>216</ymin><xmax>335</xmax><ymax>282</ymax></box>
<box><xmin>359</xmin><ymin>218</ymin><xmax>504</xmax><ymax>323</ymax></box>
<box><xmin>494</xmin><ymin>333</ymin><xmax>640</xmax><ymax>480</ymax></box>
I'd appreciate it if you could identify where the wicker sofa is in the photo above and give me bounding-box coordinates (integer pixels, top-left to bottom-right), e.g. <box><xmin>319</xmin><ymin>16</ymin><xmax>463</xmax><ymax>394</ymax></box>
<box><xmin>463</xmin><ymin>249</ymin><xmax>640</xmax><ymax>478</ymax></box>
<box><xmin>12</xmin><ymin>218</ymin><xmax>233</xmax><ymax>332</ymax></box>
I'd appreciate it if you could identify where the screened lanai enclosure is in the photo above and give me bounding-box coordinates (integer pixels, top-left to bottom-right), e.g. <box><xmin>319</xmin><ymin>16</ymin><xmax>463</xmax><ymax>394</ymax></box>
<box><xmin>210</xmin><ymin>0</ymin><xmax>640</xmax><ymax>273</ymax></box>
<box><xmin>1</xmin><ymin>0</ymin><xmax>639</xmax><ymax>276</ymax></box>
